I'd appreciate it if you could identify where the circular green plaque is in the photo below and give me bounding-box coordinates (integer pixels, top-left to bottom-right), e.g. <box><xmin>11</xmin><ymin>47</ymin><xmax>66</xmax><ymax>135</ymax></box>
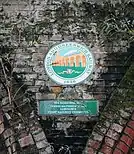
<box><xmin>44</xmin><ymin>42</ymin><xmax>94</xmax><ymax>85</ymax></box>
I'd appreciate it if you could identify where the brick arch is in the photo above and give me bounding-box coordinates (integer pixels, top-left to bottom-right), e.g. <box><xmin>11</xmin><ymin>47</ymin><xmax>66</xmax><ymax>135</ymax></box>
<box><xmin>59</xmin><ymin>60</ymin><xmax>61</xmax><ymax>66</ymax></box>
<box><xmin>76</xmin><ymin>55</ymin><xmax>81</xmax><ymax>67</ymax></box>
<box><xmin>70</xmin><ymin>57</ymin><xmax>75</xmax><ymax>67</ymax></box>
<box><xmin>82</xmin><ymin>55</ymin><xmax>86</xmax><ymax>67</ymax></box>
<box><xmin>65</xmin><ymin>57</ymin><xmax>69</xmax><ymax>66</ymax></box>
<box><xmin>61</xmin><ymin>59</ymin><xmax>65</xmax><ymax>66</ymax></box>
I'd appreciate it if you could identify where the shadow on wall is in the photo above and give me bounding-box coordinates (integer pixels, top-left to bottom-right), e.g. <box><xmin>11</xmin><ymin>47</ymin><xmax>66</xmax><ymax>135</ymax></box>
<box><xmin>100</xmin><ymin>43</ymin><xmax>134</xmax><ymax>110</ymax></box>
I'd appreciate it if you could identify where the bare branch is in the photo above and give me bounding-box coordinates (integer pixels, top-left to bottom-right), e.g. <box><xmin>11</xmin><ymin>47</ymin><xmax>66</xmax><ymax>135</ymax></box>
<box><xmin>0</xmin><ymin>58</ymin><xmax>12</xmax><ymax>105</ymax></box>
<box><xmin>13</xmin><ymin>83</ymin><xmax>26</xmax><ymax>100</ymax></box>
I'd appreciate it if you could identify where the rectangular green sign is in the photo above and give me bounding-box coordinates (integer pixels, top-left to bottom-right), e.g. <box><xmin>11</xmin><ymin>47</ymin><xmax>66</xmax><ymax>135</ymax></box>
<box><xmin>39</xmin><ymin>100</ymin><xmax>99</xmax><ymax>116</ymax></box>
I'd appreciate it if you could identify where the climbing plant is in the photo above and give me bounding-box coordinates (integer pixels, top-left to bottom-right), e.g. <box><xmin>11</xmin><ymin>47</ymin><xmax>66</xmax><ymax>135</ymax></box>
<box><xmin>86</xmin><ymin>1</ymin><xmax>133</xmax><ymax>42</ymax></box>
<box><xmin>0</xmin><ymin>0</ymin><xmax>133</xmax><ymax>153</ymax></box>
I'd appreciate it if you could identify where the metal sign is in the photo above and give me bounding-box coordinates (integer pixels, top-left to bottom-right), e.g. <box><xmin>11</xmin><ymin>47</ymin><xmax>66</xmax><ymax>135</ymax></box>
<box><xmin>39</xmin><ymin>100</ymin><xmax>99</xmax><ymax>116</ymax></box>
<box><xmin>44</xmin><ymin>42</ymin><xmax>94</xmax><ymax>85</ymax></box>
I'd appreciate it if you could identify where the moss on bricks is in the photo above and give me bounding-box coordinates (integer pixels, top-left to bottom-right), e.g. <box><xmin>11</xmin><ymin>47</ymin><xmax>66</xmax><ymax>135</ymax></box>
<box><xmin>98</xmin><ymin>63</ymin><xmax>134</xmax><ymax>124</ymax></box>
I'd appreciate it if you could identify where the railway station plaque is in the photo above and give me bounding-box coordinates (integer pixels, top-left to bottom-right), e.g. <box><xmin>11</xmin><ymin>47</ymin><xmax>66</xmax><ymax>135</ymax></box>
<box><xmin>44</xmin><ymin>42</ymin><xmax>94</xmax><ymax>85</ymax></box>
<box><xmin>39</xmin><ymin>100</ymin><xmax>99</xmax><ymax>116</ymax></box>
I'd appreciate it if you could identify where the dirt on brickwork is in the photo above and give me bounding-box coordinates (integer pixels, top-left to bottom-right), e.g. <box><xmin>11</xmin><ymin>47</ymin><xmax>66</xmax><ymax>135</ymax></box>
<box><xmin>0</xmin><ymin>0</ymin><xmax>133</xmax><ymax>153</ymax></box>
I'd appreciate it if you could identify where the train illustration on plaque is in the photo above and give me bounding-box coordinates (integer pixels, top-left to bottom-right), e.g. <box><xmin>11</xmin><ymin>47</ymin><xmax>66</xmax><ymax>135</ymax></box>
<box><xmin>44</xmin><ymin>42</ymin><xmax>94</xmax><ymax>85</ymax></box>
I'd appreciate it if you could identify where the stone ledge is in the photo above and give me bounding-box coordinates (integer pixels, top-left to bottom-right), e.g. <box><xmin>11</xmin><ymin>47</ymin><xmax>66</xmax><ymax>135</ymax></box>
<box><xmin>36</xmin><ymin>93</ymin><xmax>56</xmax><ymax>100</ymax></box>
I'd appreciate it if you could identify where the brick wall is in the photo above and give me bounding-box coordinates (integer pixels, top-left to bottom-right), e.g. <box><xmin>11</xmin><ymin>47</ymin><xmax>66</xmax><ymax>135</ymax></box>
<box><xmin>84</xmin><ymin>63</ymin><xmax>134</xmax><ymax>154</ymax></box>
<box><xmin>0</xmin><ymin>0</ymin><xmax>133</xmax><ymax>153</ymax></box>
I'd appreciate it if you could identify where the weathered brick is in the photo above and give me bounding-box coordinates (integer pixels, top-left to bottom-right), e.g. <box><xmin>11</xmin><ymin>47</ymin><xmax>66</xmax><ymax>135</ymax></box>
<box><xmin>117</xmin><ymin>141</ymin><xmax>129</xmax><ymax>153</ymax></box>
<box><xmin>88</xmin><ymin>140</ymin><xmax>100</xmax><ymax>150</ymax></box>
<box><xmin>33</xmin><ymin>131</ymin><xmax>46</xmax><ymax>142</ymax></box>
<box><xmin>106</xmin><ymin>129</ymin><xmax>120</xmax><ymax>140</ymax></box>
<box><xmin>35</xmin><ymin>80</ymin><xmax>45</xmax><ymax>86</ymax></box>
<box><xmin>38</xmin><ymin>74</ymin><xmax>49</xmax><ymax>80</ymax></box>
<box><xmin>0</xmin><ymin>122</ymin><xmax>4</xmax><ymax>135</ymax></box>
<box><xmin>32</xmin><ymin>53</ymin><xmax>44</xmax><ymax>61</ymax></box>
<box><xmin>3</xmin><ymin>129</ymin><xmax>14</xmax><ymax>139</ymax></box>
<box><xmin>103</xmin><ymin>121</ymin><xmax>111</xmax><ymax>128</ymax></box>
<box><xmin>111</xmin><ymin>123</ymin><xmax>123</xmax><ymax>133</ymax></box>
<box><xmin>5</xmin><ymin>136</ymin><xmax>15</xmax><ymax>146</ymax></box>
<box><xmin>24</xmin><ymin>74</ymin><xmax>37</xmax><ymax>81</ymax></box>
<box><xmin>39</xmin><ymin>146</ymin><xmax>53</xmax><ymax>154</ymax></box>
<box><xmin>13</xmin><ymin>68</ymin><xmax>33</xmax><ymax>73</ymax></box>
<box><xmin>121</xmin><ymin>135</ymin><xmax>132</xmax><ymax>147</ymax></box>
<box><xmin>113</xmin><ymin>148</ymin><xmax>123</xmax><ymax>154</ymax></box>
<box><xmin>131</xmin><ymin>141</ymin><xmax>134</xmax><ymax>150</ymax></box>
<box><xmin>105</xmin><ymin>137</ymin><xmax>115</xmax><ymax>147</ymax></box>
<box><xmin>97</xmin><ymin>126</ymin><xmax>107</xmax><ymax>134</ymax></box>
<box><xmin>120</xmin><ymin>110</ymin><xmax>131</xmax><ymax>119</ymax></box>
<box><xmin>30</xmin><ymin>126</ymin><xmax>42</xmax><ymax>134</ymax></box>
<box><xmin>36</xmin><ymin>140</ymin><xmax>49</xmax><ymax>149</ymax></box>
<box><xmin>92</xmin><ymin>132</ymin><xmax>104</xmax><ymax>142</ymax></box>
<box><xmin>16</xmin><ymin>54</ymin><xmax>31</xmax><ymax>60</ymax></box>
<box><xmin>27</xmin><ymin>87</ymin><xmax>39</xmax><ymax>92</ymax></box>
<box><xmin>127</xmin><ymin>120</ymin><xmax>134</xmax><ymax>129</ymax></box>
<box><xmin>131</xmin><ymin>113</ymin><xmax>134</xmax><ymax>120</ymax></box>
<box><xmin>103</xmin><ymin>112</ymin><xmax>113</xmax><ymax>119</ymax></box>
<box><xmin>88</xmin><ymin>147</ymin><xmax>95</xmax><ymax>154</ymax></box>
<box><xmin>124</xmin><ymin>127</ymin><xmax>134</xmax><ymax>139</ymax></box>
<box><xmin>36</xmin><ymin>93</ymin><xmax>56</xmax><ymax>100</ymax></box>
<box><xmin>50</xmin><ymin>34</ymin><xmax>62</xmax><ymax>41</ymax></box>
<box><xmin>100</xmin><ymin>145</ymin><xmax>113</xmax><ymax>154</ymax></box>
<box><xmin>118</xmin><ymin>117</ymin><xmax>127</xmax><ymax>126</ymax></box>
<box><xmin>18</xmin><ymin>134</ymin><xmax>34</xmax><ymax>148</ymax></box>
<box><xmin>33</xmin><ymin>66</ymin><xmax>44</xmax><ymax>73</ymax></box>
<box><xmin>15</xmin><ymin>60</ymin><xmax>27</xmax><ymax>67</ymax></box>
<box><xmin>23</xmin><ymin>81</ymin><xmax>33</xmax><ymax>86</ymax></box>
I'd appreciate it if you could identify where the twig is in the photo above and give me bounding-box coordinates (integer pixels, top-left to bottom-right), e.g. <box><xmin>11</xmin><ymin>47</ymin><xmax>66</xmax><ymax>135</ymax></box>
<box><xmin>0</xmin><ymin>78</ymin><xmax>8</xmax><ymax>93</ymax></box>
<box><xmin>0</xmin><ymin>58</ymin><xmax>12</xmax><ymax>105</ymax></box>
<box><xmin>12</xmin><ymin>83</ymin><xmax>26</xmax><ymax>100</ymax></box>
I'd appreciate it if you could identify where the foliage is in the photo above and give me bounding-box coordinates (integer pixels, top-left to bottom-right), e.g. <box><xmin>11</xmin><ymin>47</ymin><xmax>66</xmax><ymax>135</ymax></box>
<box><xmin>0</xmin><ymin>1</ymin><xmax>133</xmax><ymax>153</ymax></box>
<box><xmin>82</xmin><ymin>1</ymin><xmax>134</xmax><ymax>43</ymax></box>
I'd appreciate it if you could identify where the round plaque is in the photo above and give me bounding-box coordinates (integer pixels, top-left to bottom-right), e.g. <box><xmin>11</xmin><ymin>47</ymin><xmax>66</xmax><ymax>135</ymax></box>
<box><xmin>44</xmin><ymin>42</ymin><xmax>94</xmax><ymax>85</ymax></box>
